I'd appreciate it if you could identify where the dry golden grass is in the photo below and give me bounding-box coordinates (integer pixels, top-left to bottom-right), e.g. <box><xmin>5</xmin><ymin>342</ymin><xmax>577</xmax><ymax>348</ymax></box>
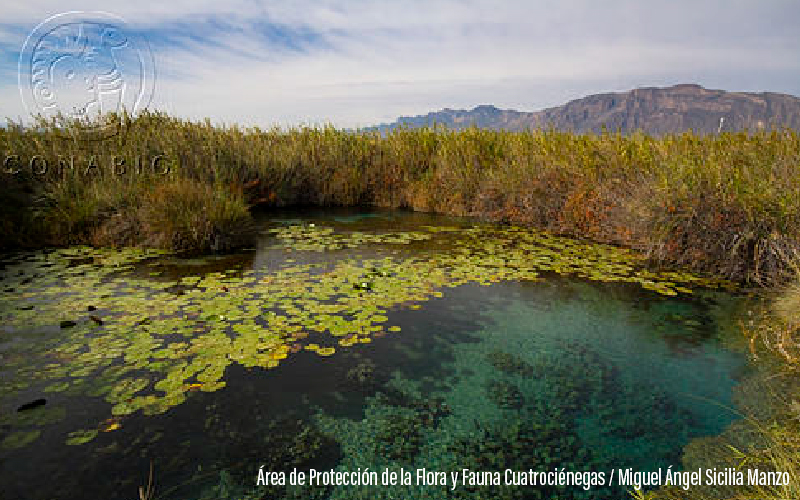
<box><xmin>1</xmin><ymin>112</ymin><xmax>799</xmax><ymax>274</ymax></box>
<box><xmin>138</xmin><ymin>178</ymin><xmax>251</xmax><ymax>253</ymax></box>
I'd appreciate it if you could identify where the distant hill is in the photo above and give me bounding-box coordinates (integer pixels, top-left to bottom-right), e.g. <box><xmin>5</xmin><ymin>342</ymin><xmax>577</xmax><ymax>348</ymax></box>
<box><xmin>370</xmin><ymin>84</ymin><xmax>800</xmax><ymax>134</ymax></box>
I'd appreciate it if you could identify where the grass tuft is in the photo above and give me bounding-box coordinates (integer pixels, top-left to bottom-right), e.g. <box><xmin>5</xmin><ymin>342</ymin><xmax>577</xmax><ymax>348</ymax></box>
<box><xmin>138</xmin><ymin>178</ymin><xmax>251</xmax><ymax>253</ymax></box>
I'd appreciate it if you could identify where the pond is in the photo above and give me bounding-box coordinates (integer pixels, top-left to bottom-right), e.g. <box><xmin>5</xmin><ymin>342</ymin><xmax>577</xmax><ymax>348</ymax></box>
<box><xmin>0</xmin><ymin>208</ymin><xmax>750</xmax><ymax>500</ymax></box>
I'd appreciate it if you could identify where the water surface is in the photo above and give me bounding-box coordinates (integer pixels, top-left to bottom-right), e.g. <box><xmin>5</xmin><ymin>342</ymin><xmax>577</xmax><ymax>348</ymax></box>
<box><xmin>0</xmin><ymin>209</ymin><xmax>748</xmax><ymax>500</ymax></box>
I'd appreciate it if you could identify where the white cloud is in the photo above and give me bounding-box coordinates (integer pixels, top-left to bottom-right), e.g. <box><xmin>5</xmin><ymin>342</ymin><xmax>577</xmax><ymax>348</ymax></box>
<box><xmin>3</xmin><ymin>0</ymin><xmax>800</xmax><ymax>127</ymax></box>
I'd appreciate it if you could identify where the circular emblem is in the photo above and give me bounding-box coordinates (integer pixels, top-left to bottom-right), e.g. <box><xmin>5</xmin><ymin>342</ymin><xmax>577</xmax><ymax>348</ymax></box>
<box><xmin>18</xmin><ymin>11</ymin><xmax>156</xmax><ymax>139</ymax></box>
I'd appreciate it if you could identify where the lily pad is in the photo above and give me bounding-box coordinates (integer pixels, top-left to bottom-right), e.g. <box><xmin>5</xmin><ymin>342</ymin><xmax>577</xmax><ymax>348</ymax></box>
<box><xmin>66</xmin><ymin>429</ymin><xmax>98</xmax><ymax>446</ymax></box>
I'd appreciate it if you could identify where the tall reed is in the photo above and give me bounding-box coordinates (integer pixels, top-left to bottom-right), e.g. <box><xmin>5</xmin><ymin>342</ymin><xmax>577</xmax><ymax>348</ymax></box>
<box><xmin>1</xmin><ymin>111</ymin><xmax>798</xmax><ymax>283</ymax></box>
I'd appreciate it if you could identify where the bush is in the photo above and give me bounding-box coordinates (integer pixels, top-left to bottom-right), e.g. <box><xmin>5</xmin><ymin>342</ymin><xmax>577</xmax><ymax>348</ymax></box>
<box><xmin>138</xmin><ymin>178</ymin><xmax>252</xmax><ymax>253</ymax></box>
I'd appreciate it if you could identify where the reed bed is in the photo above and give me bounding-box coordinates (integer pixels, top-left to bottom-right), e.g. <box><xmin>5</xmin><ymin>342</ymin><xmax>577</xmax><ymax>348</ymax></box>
<box><xmin>646</xmin><ymin>277</ymin><xmax>800</xmax><ymax>500</ymax></box>
<box><xmin>2</xmin><ymin>112</ymin><xmax>799</xmax><ymax>284</ymax></box>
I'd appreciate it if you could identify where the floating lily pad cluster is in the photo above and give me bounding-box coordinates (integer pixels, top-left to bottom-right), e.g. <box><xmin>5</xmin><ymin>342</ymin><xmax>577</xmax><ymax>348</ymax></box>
<box><xmin>266</xmin><ymin>224</ymin><xmax>432</xmax><ymax>252</ymax></box>
<box><xmin>425</xmin><ymin>225</ymin><xmax>733</xmax><ymax>294</ymax></box>
<box><xmin>0</xmin><ymin>221</ymin><xmax>734</xmax><ymax>448</ymax></box>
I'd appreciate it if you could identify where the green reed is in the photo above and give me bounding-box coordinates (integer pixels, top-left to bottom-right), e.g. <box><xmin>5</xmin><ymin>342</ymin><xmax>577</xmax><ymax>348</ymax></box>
<box><xmin>1</xmin><ymin>111</ymin><xmax>798</xmax><ymax>283</ymax></box>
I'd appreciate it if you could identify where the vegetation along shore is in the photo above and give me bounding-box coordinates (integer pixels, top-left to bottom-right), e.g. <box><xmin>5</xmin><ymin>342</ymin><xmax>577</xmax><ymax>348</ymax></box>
<box><xmin>2</xmin><ymin>112</ymin><xmax>799</xmax><ymax>286</ymax></box>
<box><xmin>1</xmin><ymin>112</ymin><xmax>798</xmax><ymax>500</ymax></box>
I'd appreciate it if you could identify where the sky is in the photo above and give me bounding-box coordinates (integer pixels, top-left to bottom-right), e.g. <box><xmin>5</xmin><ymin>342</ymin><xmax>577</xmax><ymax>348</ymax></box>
<box><xmin>2</xmin><ymin>0</ymin><xmax>800</xmax><ymax>129</ymax></box>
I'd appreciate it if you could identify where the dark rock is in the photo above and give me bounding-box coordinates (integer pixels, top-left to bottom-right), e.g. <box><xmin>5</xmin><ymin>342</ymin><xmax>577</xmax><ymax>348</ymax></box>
<box><xmin>17</xmin><ymin>398</ymin><xmax>47</xmax><ymax>412</ymax></box>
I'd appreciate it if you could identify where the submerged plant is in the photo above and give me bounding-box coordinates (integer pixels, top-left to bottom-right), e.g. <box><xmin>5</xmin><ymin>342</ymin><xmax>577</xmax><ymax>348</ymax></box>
<box><xmin>0</xmin><ymin>219</ymin><xmax>736</xmax><ymax>450</ymax></box>
<box><xmin>485</xmin><ymin>351</ymin><xmax>534</xmax><ymax>377</ymax></box>
<box><xmin>371</xmin><ymin>409</ymin><xmax>425</xmax><ymax>462</ymax></box>
<box><xmin>485</xmin><ymin>380</ymin><xmax>524</xmax><ymax>410</ymax></box>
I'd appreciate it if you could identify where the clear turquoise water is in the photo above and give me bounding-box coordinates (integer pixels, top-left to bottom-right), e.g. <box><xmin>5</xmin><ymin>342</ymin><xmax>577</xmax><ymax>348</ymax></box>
<box><xmin>0</xmin><ymin>209</ymin><xmax>748</xmax><ymax>500</ymax></box>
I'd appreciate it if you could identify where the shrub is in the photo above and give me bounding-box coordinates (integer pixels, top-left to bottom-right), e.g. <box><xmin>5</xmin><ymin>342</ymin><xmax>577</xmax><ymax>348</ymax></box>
<box><xmin>138</xmin><ymin>178</ymin><xmax>252</xmax><ymax>252</ymax></box>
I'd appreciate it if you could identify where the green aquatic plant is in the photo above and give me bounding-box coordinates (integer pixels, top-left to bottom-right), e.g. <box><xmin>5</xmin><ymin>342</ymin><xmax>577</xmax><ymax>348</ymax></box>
<box><xmin>177</xmin><ymin>414</ymin><xmax>339</xmax><ymax>500</ymax></box>
<box><xmin>642</xmin><ymin>279</ymin><xmax>800</xmax><ymax>500</ymax></box>
<box><xmin>266</xmin><ymin>224</ymin><xmax>431</xmax><ymax>252</ymax></box>
<box><xmin>485</xmin><ymin>351</ymin><xmax>535</xmax><ymax>377</ymax></box>
<box><xmin>446</xmin><ymin>414</ymin><xmax>603</xmax><ymax>500</ymax></box>
<box><xmin>344</xmin><ymin>359</ymin><xmax>383</xmax><ymax>393</ymax></box>
<box><xmin>485</xmin><ymin>380</ymin><xmax>524</xmax><ymax>410</ymax></box>
<box><xmin>65</xmin><ymin>429</ymin><xmax>99</xmax><ymax>446</ymax></box>
<box><xmin>0</xmin><ymin>221</ymin><xmax>735</xmax><ymax>448</ymax></box>
<box><xmin>0</xmin><ymin>430</ymin><xmax>41</xmax><ymax>450</ymax></box>
<box><xmin>370</xmin><ymin>408</ymin><xmax>425</xmax><ymax>462</ymax></box>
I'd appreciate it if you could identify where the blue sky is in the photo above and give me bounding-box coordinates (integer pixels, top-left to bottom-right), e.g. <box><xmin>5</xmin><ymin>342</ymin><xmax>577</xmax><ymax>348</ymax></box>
<box><xmin>2</xmin><ymin>0</ymin><xmax>800</xmax><ymax>128</ymax></box>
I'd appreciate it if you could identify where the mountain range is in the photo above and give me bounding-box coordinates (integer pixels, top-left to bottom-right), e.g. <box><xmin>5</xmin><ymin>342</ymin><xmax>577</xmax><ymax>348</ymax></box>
<box><xmin>370</xmin><ymin>84</ymin><xmax>800</xmax><ymax>134</ymax></box>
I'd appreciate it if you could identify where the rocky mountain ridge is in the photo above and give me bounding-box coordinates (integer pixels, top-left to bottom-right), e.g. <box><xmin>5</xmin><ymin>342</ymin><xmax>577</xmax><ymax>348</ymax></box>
<box><xmin>372</xmin><ymin>84</ymin><xmax>800</xmax><ymax>134</ymax></box>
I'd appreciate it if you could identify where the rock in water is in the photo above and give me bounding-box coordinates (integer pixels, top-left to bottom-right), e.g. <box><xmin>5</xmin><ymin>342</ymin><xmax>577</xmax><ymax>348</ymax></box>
<box><xmin>17</xmin><ymin>398</ymin><xmax>47</xmax><ymax>412</ymax></box>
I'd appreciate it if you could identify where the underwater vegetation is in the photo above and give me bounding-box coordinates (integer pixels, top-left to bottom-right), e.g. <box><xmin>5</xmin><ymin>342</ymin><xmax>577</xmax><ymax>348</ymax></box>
<box><xmin>156</xmin><ymin>410</ymin><xmax>340</xmax><ymax>500</ymax></box>
<box><xmin>0</xmin><ymin>219</ymin><xmax>738</xmax><ymax>451</ymax></box>
<box><xmin>485</xmin><ymin>379</ymin><xmax>524</xmax><ymax>410</ymax></box>
<box><xmin>441</xmin><ymin>339</ymin><xmax>709</xmax><ymax>500</ymax></box>
<box><xmin>192</xmin><ymin>285</ymin><xmax>725</xmax><ymax>500</ymax></box>
<box><xmin>447</xmin><ymin>416</ymin><xmax>600</xmax><ymax>500</ymax></box>
<box><xmin>485</xmin><ymin>350</ymin><xmax>535</xmax><ymax>377</ymax></box>
<box><xmin>371</xmin><ymin>407</ymin><xmax>426</xmax><ymax>461</ymax></box>
<box><xmin>641</xmin><ymin>279</ymin><xmax>800</xmax><ymax>500</ymax></box>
